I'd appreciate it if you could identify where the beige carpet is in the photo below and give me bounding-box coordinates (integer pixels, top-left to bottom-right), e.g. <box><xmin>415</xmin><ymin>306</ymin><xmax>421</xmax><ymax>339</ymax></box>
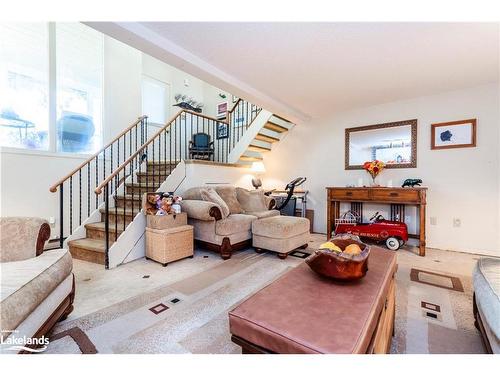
<box><xmin>42</xmin><ymin>234</ymin><xmax>487</xmax><ymax>354</ymax></box>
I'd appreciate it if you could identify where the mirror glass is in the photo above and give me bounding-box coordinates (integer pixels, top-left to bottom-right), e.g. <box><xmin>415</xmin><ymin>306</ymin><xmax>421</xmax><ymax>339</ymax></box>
<box><xmin>345</xmin><ymin>120</ymin><xmax>417</xmax><ymax>169</ymax></box>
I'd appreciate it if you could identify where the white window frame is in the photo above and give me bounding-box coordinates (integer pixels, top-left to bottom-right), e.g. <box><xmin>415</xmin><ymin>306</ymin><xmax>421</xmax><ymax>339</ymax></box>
<box><xmin>0</xmin><ymin>22</ymin><xmax>104</xmax><ymax>158</ymax></box>
<box><xmin>141</xmin><ymin>74</ymin><xmax>171</xmax><ymax>128</ymax></box>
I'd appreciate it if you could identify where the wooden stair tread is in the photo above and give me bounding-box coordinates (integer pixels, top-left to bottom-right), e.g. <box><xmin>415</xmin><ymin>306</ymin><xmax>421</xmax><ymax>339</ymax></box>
<box><xmin>125</xmin><ymin>182</ymin><xmax>162</xmax><ymax>187</ymax></box>
<box><xmin>248</xmin><ymin>144</ymin><xmax>271</xmax><ymax>152</ymax></box>
<box><xmin>240</xmin><ymin>155</ymin><xmax>263</xmax><ymax>162</ymax></box>
<box><xmin>115</xmin><ymin>194</ymin><xmax>143</xmax><ymax>200</ymax></box>
<box><xmin>85</xmin><ymin>222</ymin><xmax>123</xmax><ymax>233</ymax></box>
<box><xmin>99</xmin><ymin>207</ymin><xmax>141</xmax><ymax>215</ymax></box>
<box><xmin>68</xmin><ymin>238</ymin><xmax>106</xmax><ymax>253</ymax></box>
<box><xmin>255</xmin><ymin>133</ymin><xmax>279</xmax><ymax>143</ymax></box>
<box><xmin>264</xmin><ymin>121</ymin><xmax>288</xmax><ymax>133</ymax></box>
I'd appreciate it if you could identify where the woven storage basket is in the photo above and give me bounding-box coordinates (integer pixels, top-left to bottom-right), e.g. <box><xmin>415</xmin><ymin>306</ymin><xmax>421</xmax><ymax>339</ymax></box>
<box><xmin>146</xmin><ymin>225</ymin><xmax>194</xmax><ymax>266</ymax></box>
<box><xmin>146</xmin><ymin>212</ymin><xmax>187</xmax><ymax>230</ymax></box>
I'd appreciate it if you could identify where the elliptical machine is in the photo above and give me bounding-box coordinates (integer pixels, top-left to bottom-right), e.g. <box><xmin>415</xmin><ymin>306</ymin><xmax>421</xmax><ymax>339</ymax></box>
<box><xmin>266</xmin><ymin>177</ymin><xmax>307</xmax><ymax>216</ymax></box>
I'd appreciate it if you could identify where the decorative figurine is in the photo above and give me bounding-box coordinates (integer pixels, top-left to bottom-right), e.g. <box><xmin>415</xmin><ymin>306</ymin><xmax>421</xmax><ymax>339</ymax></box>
<box><xmin>402</xmin><ymin>178</ymin><xmax>423</xmax><ymax>188</ymax></box>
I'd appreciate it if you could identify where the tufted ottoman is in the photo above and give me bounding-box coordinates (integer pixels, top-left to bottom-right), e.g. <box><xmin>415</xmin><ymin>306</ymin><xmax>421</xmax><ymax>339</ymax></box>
<box><xmin>252</xmin><ymin>216</ymin><xmax>310</xmax><ymax>259</ymax></box>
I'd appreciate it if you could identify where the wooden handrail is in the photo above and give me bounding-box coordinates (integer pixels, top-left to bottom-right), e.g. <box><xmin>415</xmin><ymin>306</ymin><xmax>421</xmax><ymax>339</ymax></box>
<box><xmin>95</xmin><ymin>109</ymin><xmax>221</xmax><ymax>195</ymax></box>
<box><xmin>49</xmin><ymin>115</ymin><xmax>147</xmax><ymax>192</ymax></box>
<box><xmin>228</xmin><ymin>98</ymin><xmax>242</xmax><ymax>114</ymax></box>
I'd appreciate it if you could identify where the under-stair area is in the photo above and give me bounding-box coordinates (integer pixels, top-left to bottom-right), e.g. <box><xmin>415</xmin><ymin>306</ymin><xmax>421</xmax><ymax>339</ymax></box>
<box><xmin>50</xmin><ymin>98</ymin><xmax>296</xmax><ymax>269</ymax></box>
<box><xmin>68</xmin><ymin>161</ymin><xmax>178</xmax><ymax>264</ymax></box>
<box><xmin>237</xmin><ymin>115</ymin><xmax>294</xmax><ymax>166</ymax></box>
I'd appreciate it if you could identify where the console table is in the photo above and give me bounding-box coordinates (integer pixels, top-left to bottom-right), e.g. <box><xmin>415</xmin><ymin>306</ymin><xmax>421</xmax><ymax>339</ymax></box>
<box><xmin>326</xmin><ymin>187</ymin><xmax>427</xmax><ymax>256</ymax></box>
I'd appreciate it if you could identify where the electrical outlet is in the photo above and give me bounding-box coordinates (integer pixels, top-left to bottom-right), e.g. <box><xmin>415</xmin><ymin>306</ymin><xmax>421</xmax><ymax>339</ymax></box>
<box><xmin>453</xmin><ymin>218</ymin><xmax>461</xmax><ymax>228</ymax></box>
<box><xmin>430</xmin><ymin>217</ymin><xmax>437</xmax><ymax>225</ymax></box>
<box><xmin>48</xmin><ymin>217</ymin><xmax>56</xmax><ymax>224</ymax></box>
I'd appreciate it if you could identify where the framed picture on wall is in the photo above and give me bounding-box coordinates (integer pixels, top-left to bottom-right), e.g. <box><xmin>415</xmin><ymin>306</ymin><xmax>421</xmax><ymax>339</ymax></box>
<box><xmin>216</xmin><ymin>122</ymin><xmax>229</xmax><ymax>139</ymax></box>
<box><xmin>431</xmin><ymin>119</ymin><xmax>477</xmax><ymax>150</ymax></box>
<box><xmin>216</xmin><ymin>102</ymin><xmax>228</xmax><ymax>119</ymax></box>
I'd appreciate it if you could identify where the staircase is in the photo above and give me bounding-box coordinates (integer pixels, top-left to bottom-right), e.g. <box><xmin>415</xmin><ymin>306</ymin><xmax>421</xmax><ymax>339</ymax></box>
<box><xmin>237</xmin><ymin>115</ymin><xmax>295</xmax><ymax>166</ymax></box>
<box><xmin>67</xmin><ymin>161</ymin><xmax>177</xmax><ymax>264</ymax></box>
<box><xmin>50</xmin><ymin>98</ymin><xmax>296</xmax><ymax>269</ymax></box>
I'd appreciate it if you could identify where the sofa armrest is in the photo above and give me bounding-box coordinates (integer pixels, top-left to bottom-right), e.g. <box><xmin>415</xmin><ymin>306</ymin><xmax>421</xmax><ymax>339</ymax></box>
<box><xmin>0</xmin><ymin>217</ymin><xmax>51</xmax><ymax>262</ymax></box>
<box><xmin>264</xmin><ymin>196</ymin><xmax>276</xmax><ymax>210</ymax></box>
<box><xmin>181</xmin><ymin>200</ymin><xmax>223</xmax><ymax>221</ymax></box>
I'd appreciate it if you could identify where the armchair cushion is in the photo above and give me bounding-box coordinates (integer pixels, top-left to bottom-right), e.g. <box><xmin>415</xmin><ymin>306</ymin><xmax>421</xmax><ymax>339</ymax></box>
<box><xmin>236</xmin><ymin>188</ymin><xmax>268</xmax><ymax>213</ymax></box>
<box><xmin>214</xmin><ymin>186</ymin><xmax>243</xmax><ymax>215</ymax></box>
<box><xmin>245</xmin><ymin>209</ymin><xmax>280</xmax><ymax>219</ymax></box>
<box><xmin>215</xmin><ymin>214</ymin><xmax>257</xmax><ymax>236</ymax></box>
<box><xmin>0</xmin><ymin>249</ymin><xmax>73</xmax><ymax>336</ymax></box>
<box><xmin>0</xmin><ymin>217</ymin><xmax>49</xmax><ymax>263</ymax></box>
<box><xmin>180</xmin><ymin>200</ymin><xmax>222</xmax><ymax>221</ymax></box>
<box><xmin>200</xmin><ymin>188</ymin><xmax>230</xmax><ymax>218</ymax></box>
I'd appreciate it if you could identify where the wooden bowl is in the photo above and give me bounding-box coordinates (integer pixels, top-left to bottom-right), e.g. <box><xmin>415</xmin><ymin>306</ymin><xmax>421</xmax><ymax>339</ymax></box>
<box><xmin>305</xmin><ymin>236</ymin><xmax>370</xmax><ymax>281</ymax></box>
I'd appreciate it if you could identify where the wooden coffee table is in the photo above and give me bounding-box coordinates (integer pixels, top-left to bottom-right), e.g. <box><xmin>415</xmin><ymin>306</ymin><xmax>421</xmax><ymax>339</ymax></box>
<box><xmin>229</xmin><ymin>246</ymin><xmax>397</xmax><ymax>354</ymax></box>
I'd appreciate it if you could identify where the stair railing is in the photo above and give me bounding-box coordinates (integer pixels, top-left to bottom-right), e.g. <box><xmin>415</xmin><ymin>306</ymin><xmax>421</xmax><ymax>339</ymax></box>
<box><xmin>49</xmin><ymin>116</ymin><xmax>149</xmax><ymax>248</ymax></box>
<box><xmin>227</xmin><ymin>99</ymin><xmax>262</xmax><ymax>151</ymax></box>
<box><xmin>94</xmin><ymin>109</ymin><xmax>232</xmax><ymax>268</ymax></box>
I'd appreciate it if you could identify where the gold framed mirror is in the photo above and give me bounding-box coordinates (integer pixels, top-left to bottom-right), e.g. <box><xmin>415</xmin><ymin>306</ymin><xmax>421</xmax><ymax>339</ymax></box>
<box><xmin>345</xmin><ymin>119</ymin><xmax>417</xmax><ymax>169</ymax></box>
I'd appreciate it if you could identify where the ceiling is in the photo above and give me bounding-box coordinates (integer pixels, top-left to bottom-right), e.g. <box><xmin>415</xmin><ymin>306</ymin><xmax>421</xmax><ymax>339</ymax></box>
<box><xmin>90</xmin><ymin>22</ymin><xmax>499</xmax><ymax>121</ymax></box>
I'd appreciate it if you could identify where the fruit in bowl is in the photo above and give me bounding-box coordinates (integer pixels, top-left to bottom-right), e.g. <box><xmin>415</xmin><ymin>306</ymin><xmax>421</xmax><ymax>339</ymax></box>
<box><xmin>306</xmin><ymin>235</ymin><xmax>370</xmax><ymax>280</ymax></box>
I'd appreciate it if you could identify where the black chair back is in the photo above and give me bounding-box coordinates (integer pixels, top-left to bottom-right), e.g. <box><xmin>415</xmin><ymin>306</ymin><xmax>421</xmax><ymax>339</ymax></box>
<box><xmin>192</xmin><ymin>133</ymin><xmax>210</xmax><ymax>148</ymax></box>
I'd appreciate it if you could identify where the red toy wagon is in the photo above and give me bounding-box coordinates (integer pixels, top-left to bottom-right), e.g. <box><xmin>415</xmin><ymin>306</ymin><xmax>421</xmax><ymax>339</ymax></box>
<box><xmin>334</xmin><ymin>211</ymin><xmax>408</xmax><ymax>251</ymax></box>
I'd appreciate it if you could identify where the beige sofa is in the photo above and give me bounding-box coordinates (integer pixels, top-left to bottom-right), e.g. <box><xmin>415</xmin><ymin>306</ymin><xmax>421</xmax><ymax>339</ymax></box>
<box><xmin>0</xmin><ymin>217</ymin><xmax>74</xmax><ymax>353</ymax></box>
<box><xmin>180</xmin><ymin>186</ymin><xmax>279</xmax><ymax>259</ymax></box>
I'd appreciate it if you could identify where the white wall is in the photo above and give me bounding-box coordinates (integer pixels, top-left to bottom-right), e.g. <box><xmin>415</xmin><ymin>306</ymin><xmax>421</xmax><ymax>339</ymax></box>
<box><xmin>103</xmin><ymin>37</ymin><xmax>142</xmax><ymax>142</ymax></box>
<box><xmin>262</xmin><ymin>83</ymin><xmax>500</xmax><ymax>256</ymax></box>
<box><xmin>0</xmin><ymin>32</ymin><xmax>233</xmax><ymax>239</ymax></box>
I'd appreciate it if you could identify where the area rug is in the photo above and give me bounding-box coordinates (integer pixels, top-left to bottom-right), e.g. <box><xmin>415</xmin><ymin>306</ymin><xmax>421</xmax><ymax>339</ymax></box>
<box><xmin>42</xmin><ymin>237</ymin><xmax>487</xmax><ymax>354</ymax></box>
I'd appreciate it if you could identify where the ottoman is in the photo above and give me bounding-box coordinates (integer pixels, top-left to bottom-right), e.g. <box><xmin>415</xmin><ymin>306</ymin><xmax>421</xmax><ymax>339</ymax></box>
<box><xmin>252</xmin><ymin>216</ymin><xmax>310</xmax><ymax>259</ymax></box>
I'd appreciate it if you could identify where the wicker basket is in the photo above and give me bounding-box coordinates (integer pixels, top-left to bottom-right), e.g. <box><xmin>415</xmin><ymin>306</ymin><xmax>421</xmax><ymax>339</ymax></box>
<box><xmin>145</xmin><ymin>225</ymin><xmax>194</xmax><ymax>266</ymax></box>
<box><xmin>146</xmin><ymin>212</ymin><xmax>187</xmax><ymax>230</ymax></box>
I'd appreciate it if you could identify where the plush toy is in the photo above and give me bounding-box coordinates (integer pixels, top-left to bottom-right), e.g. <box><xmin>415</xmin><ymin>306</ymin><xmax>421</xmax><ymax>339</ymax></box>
<box><xmin>171</xmin><ymin>196</ymin><xmax>182</xmax><ymax>214</ymax></box>
<box><xmin>145</xmin><ymin>194</ymin><xmax>161</xmax><ymax>215</ymax></box>
<box><xmin>156</xmin><ymin>196</ymin><xmax>173</xmax><ymax>216</ymax></box>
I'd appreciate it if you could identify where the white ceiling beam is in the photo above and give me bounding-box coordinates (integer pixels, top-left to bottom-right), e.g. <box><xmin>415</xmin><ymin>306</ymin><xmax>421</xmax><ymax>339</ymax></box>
<box><xmin>85</xmin><ymin>22</ymin><xmax>310</xmax><ymax>123</ymax></box>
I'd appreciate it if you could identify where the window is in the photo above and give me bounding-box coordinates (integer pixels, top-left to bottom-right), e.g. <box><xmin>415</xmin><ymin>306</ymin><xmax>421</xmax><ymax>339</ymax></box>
<box><xmin>142</xmin><ymin>76</ymin><xmax>170</xmax><ymax>125</ymax></box>
<box><xmin>0</xmin><ymin>22</ymin><xmax>103</xmax><ymax>153</ymax></box>
<box><xmin>0</xmin><ymin>23</ymin><xmax>49</xmax><ymax>150</ymax></box>
<box><xmin>56</xmin><ymin>23</ymin><xmax>103</xmax><ymax>153</ymax></box>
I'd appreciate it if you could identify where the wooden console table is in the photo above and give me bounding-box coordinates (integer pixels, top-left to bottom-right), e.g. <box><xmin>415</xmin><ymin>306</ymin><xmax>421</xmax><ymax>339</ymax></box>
<box><xmin>326</xmin><ymin>187</ymin><xmax>427</xmax><ymax>256</ymax></box>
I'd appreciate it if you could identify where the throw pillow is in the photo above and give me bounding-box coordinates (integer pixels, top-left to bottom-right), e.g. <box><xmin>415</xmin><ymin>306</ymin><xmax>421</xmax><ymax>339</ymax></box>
<box><xmin>236</xmin><ymin>188</ymin><xmax>268</xmax><ymax>212</ymax></box>
<box><xmin>200</xmin><ymin>188</ymin><xmax>230</xmax><ymax>218</ymax></box>
<box><xmin>215</xmin><ymin>186</ymin><xmax>243</xmax><ymax>215</ymax></box>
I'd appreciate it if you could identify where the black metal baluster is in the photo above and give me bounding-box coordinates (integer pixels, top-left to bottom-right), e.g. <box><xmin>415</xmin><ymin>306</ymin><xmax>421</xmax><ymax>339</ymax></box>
<box><xmin>95</xmin><ymin>157</ymin><xmax>98</xmax><ymax>209</ymax></box>
<box><xmin>104</xmin><ymin>184</ymin><xmax>109</xmax><ymax>270</ymax></box>
<box><xmin>69</xmin><ymin>176</ymin><xmax>73</xmax><ymax>235</ymax></box>
<box><xmin>169</xmin><ymin>119</ymin><xmax>173</xmax><ymax>175</ymax></box>
<box><xmin>79</xmin><ymin>169</ymin><xmax>82</xmax><ymax>226</ymax></box>
<box><xmin>87</xmin><ymin>163</ymin><xmax>90</xmax><ymax>216</ymax></box>
<box><xmin>59</xmin><ymin>184</ymin><xmax>64</xmax><ymax>248</ymax></box>
<box><xmin>114</xmin><ymin>174</ymin><xmax>117</xmax><ymax>241</ymax></box>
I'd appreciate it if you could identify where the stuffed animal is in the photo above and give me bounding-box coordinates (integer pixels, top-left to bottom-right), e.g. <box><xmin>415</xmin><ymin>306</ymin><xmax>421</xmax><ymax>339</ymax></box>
<box><xmin>145</xmin><ymin>193</ymin><xmax>161</xmax><ymax>215</ymax></box>
<box><xmin>156</xmin><ymin>196</ymin><xmax>173</xmax><ymax>216</ymax></box>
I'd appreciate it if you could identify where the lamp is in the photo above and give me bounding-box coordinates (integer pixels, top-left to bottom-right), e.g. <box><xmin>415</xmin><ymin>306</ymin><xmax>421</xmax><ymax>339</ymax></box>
<box><xmin>251</xmin><ymin>161</ymin><xmax>266</xmax><ymax>189</ymax></box>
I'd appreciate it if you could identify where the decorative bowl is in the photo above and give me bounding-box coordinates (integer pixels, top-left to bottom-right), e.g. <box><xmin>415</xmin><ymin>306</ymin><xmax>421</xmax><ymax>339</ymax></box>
<box><xmin>305</xmin><ymin>234</ymin><xmax>370</xmax><ymax>281</ymax></box>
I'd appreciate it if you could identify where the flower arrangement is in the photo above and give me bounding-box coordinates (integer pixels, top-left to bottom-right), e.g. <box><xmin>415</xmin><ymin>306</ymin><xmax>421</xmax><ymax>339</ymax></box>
<box><xmin>363</xmin><ymin>160</ymin><xmax>385</xmax><ymax>186</ymax></box>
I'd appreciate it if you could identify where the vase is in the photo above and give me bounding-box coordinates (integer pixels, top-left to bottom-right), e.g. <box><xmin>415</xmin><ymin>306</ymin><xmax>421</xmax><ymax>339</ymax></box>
<box><xmin>371</xmin><ymin>175</ymin><xmax>380</xmax><ymax>187</ymax></box>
